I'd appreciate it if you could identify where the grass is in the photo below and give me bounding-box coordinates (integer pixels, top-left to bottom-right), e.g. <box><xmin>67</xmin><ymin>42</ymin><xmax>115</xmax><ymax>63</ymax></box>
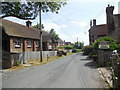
<box><xmin>7</xmin><ymin>52</ymin><xmax>75</xmax><ymax>71</ymax></box>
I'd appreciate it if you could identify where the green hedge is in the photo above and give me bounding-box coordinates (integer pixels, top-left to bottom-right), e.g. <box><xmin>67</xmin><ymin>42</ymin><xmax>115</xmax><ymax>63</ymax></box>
<box><xmin>82</xmin><ymin>46</ymin><xmax>93</xmax><ymax>55</ymax></box>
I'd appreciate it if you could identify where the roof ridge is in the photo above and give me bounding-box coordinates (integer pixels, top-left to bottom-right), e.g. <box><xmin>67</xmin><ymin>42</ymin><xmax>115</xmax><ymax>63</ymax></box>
<box><xmin>3</xmin><ymin>19</ymin><xmax>49</xmax><ymax>34</ymax></box>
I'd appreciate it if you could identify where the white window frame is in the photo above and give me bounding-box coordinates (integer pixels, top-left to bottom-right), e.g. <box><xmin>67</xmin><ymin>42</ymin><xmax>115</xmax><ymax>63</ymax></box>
<box><xmin>14</xmin><ymin>38</ymin><xmax>21</xmax><ymax>47</ymax></box>
<box><xmin>27</xmin><ymin>40</ymin><xmax>32</xmax><ymax>48</ymax></box>
<box><xmin>36</xmin><ymin>41</ymin><xmax>39</xmax><ymax>48</ymax></box>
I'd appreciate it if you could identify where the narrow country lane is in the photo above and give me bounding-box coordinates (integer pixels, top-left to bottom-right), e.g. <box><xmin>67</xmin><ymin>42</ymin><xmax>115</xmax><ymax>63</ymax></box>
<box><xmin>2</xmin><ymin>53</ymin><xmax>105</xmax><ymax>88</ymax></box>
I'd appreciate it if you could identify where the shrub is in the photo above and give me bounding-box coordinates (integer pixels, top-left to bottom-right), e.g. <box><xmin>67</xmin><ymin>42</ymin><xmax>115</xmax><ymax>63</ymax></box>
<box><xmin>82</xmin><ymin>45</ymin><xmax>93</xmax><ymax>55</ymax></box>
<box><xmin>64</xmin><ymin>45</ymin><xmax>73</xmax><ymax>50</ymax></box>
<box><xmin>57</xmin><ymin>46</ymin><xmax>64</xmax><ymax>49</ymax></box>
<box><xmin>72</xmin><ymin>49</ymin><xmax>77</xmax><ymax>53</ymax></box>
<box><xmin>92</xmin><ymin>37</ymin><xmax>118</xmax><ymax>53</ymax></box>
<box><xmin>117</xmin><ymin>44</ymin><xmax>120</xmax><ymax>53</ymax></box>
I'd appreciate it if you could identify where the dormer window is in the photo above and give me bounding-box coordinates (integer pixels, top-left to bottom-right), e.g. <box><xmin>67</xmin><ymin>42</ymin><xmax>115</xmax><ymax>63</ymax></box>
<box><xmin>27</xmin><ymin>40</ymin><xmax>32</xmax><ymax>47</ymax></box>
<box><xmin>14</xmin><ymin>38</ymin><xmax>21</xmax><ymax>47</ymax></box>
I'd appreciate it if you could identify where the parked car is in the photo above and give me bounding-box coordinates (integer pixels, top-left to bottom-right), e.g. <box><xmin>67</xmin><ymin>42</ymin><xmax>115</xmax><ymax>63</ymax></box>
<box><xmin>57</xmin><ymin>50</ymin><xmax>67</xmax><ymax>57</ymax></box>
<box><xmin>61</xmin><ymin>51</ymin><xmax>67</xmax><ymax>55</ymax></box>
<box><xmin>57</xmin><ymin>50</ymin><xmax>62</xmax><ymax>57</ymax></box>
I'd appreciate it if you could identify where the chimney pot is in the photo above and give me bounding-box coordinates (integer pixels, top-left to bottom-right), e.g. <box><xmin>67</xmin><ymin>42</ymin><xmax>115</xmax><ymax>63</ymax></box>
<box><xmin>93</xmin><ymin>19</ymin><xmax>96</xmax><ymax>26</ymax></box>
<box><xmin>26</xmin><ymin>20</ymin><xmax>32</xmax><ymax>28</ymax></box>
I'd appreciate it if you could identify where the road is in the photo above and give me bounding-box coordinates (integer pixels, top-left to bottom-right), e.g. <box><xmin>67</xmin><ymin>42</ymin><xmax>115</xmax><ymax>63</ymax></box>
<box><xmin>2</xmin><ymin>53</ymin><xmax>105</xmax><ymax>88</ymax></box>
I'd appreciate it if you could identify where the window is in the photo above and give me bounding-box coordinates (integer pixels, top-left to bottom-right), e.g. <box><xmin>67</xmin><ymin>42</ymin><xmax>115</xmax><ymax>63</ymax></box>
<box><xmin>14</xmin><ymin>38</ymin><xmax>21</xmax><ymax>47</ymax></box>
<box><xmin>27</xmin><ymin>40</ymin><xmax>32</xmax><ymax>47</ymax></box>
<box><xmin>36</xmin><ymin>41</ymin><xmax>39</xmax><ymax>47</ymax></box>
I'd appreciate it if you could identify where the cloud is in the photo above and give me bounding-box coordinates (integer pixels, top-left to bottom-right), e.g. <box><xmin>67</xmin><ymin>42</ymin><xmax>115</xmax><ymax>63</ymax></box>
<box><xmin>72</xmin><ymin>32</ymin><xmax>89</xmax><ymax>45</ymax></box>
<box><xmin>70</xmin><ymin>21</ymin><xmax>87</xmax><ymax>27</ymax></box>
<box><xmin>68</xmin><ymin>0</ymin><xmax>110</xmax><ymax>3</ymax></box>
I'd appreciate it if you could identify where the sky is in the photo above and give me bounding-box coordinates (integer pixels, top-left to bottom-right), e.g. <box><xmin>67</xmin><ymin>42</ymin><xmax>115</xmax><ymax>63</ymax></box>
<box><xmin>4</xmin><ymin>0</ymin><xmax>119</xmax><ymax>45</ymax></box>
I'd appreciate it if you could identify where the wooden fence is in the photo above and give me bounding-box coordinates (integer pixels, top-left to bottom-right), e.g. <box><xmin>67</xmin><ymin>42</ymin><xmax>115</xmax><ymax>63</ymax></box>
<box><xmin>97</xmin><ymin>50</ymin><xmax>112</xmax><ymax>66</ymax></box>
<box><xmin>2</xmin><ymin>51</ymin><xmax>12</xmax><ymax>69</ymax></box>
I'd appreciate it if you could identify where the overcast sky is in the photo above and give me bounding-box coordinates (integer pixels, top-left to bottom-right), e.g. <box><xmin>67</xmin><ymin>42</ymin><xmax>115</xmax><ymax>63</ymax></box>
<box><xmin>5</xmin><ymin>0</ymin><xmax>119</xmax><ymax>45</ymax></box>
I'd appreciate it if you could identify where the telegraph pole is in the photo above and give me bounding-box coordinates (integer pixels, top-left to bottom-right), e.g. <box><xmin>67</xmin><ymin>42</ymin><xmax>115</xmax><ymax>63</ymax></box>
<box><xmin>39</xmin><ymin>2</ymin><xmax>43</xmax><ymax>62</ymax></box>
<box><xmin>77</xmin><ymin>38</ymin><xmax>78</xmax><ymax>47</ymax></box>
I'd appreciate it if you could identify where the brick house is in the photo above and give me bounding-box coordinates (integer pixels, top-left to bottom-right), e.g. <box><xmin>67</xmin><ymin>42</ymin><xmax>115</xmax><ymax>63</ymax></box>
<box><xmin>106</xmin><ymin>5</ymin><xmax>120</xmax><ymax>43</ymax></box>
<box><xmin>89</xmin><ymin>5</ymin><xmax>120</xmax><ymax>45</ymax></box>
<box><xmin>89</xmin><ymin>19</ymin><xmax>108</xmax><ymax>45</ymax></box>
<box><xmin>1</xmin><ymin>19</ymin><xmax>51</xmax><ymax>53</ymax></box>
<box><xmin>0</xmin><ymin>19</ymin><xmax>52</xmax><ymax>68</ymax></box>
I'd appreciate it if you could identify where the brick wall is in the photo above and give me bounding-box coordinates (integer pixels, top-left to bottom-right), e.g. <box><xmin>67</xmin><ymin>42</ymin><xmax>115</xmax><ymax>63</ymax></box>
<box><xmin>10</xmin><ymin>37</ymin><xmax>23</xmax><ymax>53</ymax></box>
<box><xmin>10</xmin><ymin>37</ymin><xmax>40</xmax><ymax>53</ymax></box>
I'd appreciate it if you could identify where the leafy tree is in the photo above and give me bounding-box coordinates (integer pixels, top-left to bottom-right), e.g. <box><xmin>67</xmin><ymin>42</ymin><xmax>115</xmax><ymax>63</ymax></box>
<box><xmin>64</xmin><ymin>45</ymin><xmax>73</xmax><ymax>50</ymax></box>
<box><xmin>1</xmin><ymin>1</ymin><xmax>66</xmax><ymax>20</ymax></box>
<box><xmin>32</xmin><ymin>23</ymin><xmax>44</xmax><ymax>30</ymax></box>
<box><xmin>49</xmin><ymin>28</ymin><xmax>59</xmax><ymax>42</ymax></box>
<box><xmin>74</xmin><ymin>42</ymin><xmax>84</xmax><ymax>49</ymax></box>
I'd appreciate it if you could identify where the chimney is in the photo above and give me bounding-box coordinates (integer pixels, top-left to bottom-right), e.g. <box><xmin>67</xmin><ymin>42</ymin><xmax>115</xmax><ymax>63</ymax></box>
<box><xmin>93</xmin><ymin>19</ymin><xmax>96</xmax><ymax>26</ymax></box>
<box><xmin>26</xmin><ymin>20</ymin><xmax>32</xmax><ymax>28</ymax></box>
<box><xmin>106</xmin><ymin>5</ymin><xmax>115</xmax><ymax>34</ymax></box>
<box><xmin>90</xmin><ymin>20</ymin><xmax>92</xmax><ymax>27</ymax></box>
<box><xmin>106</xmin><ymin>4</ymin><xmax>114</xmax><ymax>15</ymax></box>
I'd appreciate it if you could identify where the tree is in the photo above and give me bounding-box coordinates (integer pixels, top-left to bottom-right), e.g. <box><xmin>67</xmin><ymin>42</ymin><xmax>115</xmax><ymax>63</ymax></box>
<box><xmin>1</xmin><ymin>1</ymin><xmax>66</xmax><ymax>20</ymax></box>
<box><xmin>73</xmin><ymin>42</ymin><xmax>84</xmax><ymax>49</ymax></box>
<box><xmin>49</xmin><ymin>28</ymin><xmax>59</xmax><ymax>42</ymax></box>
<box><xmin>32</xmin><ymin>23</ymin><xmax>44</xmax><ymax>30</ymax></box>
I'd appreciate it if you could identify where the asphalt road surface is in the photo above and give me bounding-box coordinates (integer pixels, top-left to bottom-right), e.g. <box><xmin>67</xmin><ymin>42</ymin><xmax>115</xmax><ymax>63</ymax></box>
<box><xmin>2</xmin><ymin>53</ymin><xmax>105</xmax><ymax>88</ymax></box>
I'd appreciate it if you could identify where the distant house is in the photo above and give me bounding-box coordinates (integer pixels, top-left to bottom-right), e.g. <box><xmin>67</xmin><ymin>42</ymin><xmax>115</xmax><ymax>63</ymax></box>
<box><xmin>89</xmin><ymin>5</ymin><xmax>120</xmax><ymax>45</ymax></box>
<box><xmin>65</xmin><ymin>42</ymin><xmax>72</xmax><ymax>46</ymax></box>
<box><xmin>57</xmin><ymin>38</ymin><xmax>65</xmax><ymax>47</ymax></box>
<box><xmin>49</xmin><ymin>37</ymin><xmax>65</xmax><ymax>50</ymax></box>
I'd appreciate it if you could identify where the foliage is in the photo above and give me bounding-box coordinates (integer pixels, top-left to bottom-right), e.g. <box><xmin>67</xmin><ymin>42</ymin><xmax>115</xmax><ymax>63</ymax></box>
<box><xmin>64</xmin><ymin>45</ymin><xmax>73</xmax><ymax>50</ymax></box>
<box><xmin>49</xmin><ymin>29</ymin><xmax>59</xmax><ymax>42</ymax></box>
<box><xmin>82</xmin><ymin>45</ymin><xmax>93</xmax><ymax>55</ymax></box>
<box><xmin>1</xmin><ymin>1</ymin><xmax>66</xmax><ymax>20</ymax></box>
<box><xmin>57</xmin><ymin>46</ymin><xmax>64</xmax><ymax>49</ymax></box>
<box><xmin>117</xmin><ymin>44</ymin><xmax>120</xmax><ymax>53</ymax></box>
<box><xmin>32</xmin><ymin>23</ymin><xmax>44</xmax><ymax>30</ymax></box>
<box><xmin>92</xmin><ymin>37</ymin><xmax>118</xmax><ymax>52</ymax></box>
<box><xmin>72</xmin><ymin>49</ymin><xmax>77</xmax><ymax>53</ymax></box>
<box><xmin>72</xmin><ymin>49</ymin><xmax>82</xmax><ymax>53</ymax></box>
<box><xmin>73</xmin><ymin>42</ymin><xmax>84</xmax><ymax>49</ymax></box>
<box><xmin>15</xmin><ymin>62</ymin><xmax>21</xmax><ymax>66</ymax></box>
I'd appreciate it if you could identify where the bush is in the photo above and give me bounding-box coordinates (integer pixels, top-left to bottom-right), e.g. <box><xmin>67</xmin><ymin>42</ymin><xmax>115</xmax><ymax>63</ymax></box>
<box><xmin>82</xmin><ymin>45</ymin><xmax>93</xmax><ymax>55</ymax></box>
<box><xmin>57</xmin><ymin>46</ymin><xmax>64</xmax><ymax>49</ymax></box>
<box><xmin>117</xmin><ymin>44</ymin><xmax>120</xmax><ymax>53</ymax></box>
<box><xmin>15</xmin><ymin>62</ymin><xmax>21</xmax><ymax>66</ymax></box>
<box><xmin>72</xmin><ymin>49</ymin><xmax>77</xmax><ymax>53</ymax></box>
<box><xmin>64</xmin><ymin>45</ymin><xmax>73</xmax><ymax>50</ymax></box>
<box><xmin>93</xmin><ymin>37</ymin><xmax>118</xmax><ymax>52</ymax></box>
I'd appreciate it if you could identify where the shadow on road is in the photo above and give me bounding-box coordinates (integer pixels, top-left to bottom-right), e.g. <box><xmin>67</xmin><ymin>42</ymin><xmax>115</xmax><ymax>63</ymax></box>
<box><xmin>84</xmin><ymin>61</ymin><xmax>97</xmax><ymax>69</ymax></box>
<box><xmin>80</xmin><ymin>56</ymin><xmax>91</xmax><ymax>61</ymax></box>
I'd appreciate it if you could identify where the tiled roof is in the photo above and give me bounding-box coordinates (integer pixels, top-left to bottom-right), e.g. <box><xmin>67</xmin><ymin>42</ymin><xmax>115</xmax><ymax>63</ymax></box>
<box><xmin>0</xmin><ymin>19</ymin><xmax>50</xmax><ymax>42</ymax></box>
<box><xmin>96</xmin><ymin>24</ymin><xmax>108</xmax><ymax>35</ymax></box>
<box><xmin>89</xmin><ymin>24</ymin><xmax>108</xmax><ymax>36</ymax></box>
